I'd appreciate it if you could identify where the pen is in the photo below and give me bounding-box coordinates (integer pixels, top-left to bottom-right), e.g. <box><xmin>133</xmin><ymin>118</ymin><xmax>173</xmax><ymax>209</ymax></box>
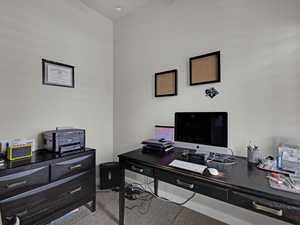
<box><xmin>270</xmin><ymin>173</ymin><xmax>281</xmax><ymax>180</ymax></box>
<box><xmin>283</xmin><ymin>177</ymin><xmax>294</xmax><ymax>189</ymax></box>
<box><xmin>277</xmin><ymin>174</ymin><xmax>293</xmax><ymax>189</ymax></box>
<box><xmin>266</xmin><ymin>176</ymin><xmax>283</xmax><ymax>184</ymax></box>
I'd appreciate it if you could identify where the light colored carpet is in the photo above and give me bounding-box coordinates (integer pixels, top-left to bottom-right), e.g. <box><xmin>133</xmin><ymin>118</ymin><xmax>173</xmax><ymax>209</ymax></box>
<box><xmin>55</xmin><ymin>191</ymin><xmax>228</xmax><ymax>225</ymax></box>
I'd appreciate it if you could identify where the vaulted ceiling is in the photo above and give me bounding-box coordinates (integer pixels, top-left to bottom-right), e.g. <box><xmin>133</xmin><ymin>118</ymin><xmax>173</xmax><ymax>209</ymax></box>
<box><xmin>80</xmin><ymin>0</ymin><xmax>151</xmax><ymax>21</ymax></box>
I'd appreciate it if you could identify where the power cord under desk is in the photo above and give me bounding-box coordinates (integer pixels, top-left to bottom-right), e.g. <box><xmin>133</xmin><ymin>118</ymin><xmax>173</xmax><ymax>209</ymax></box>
<box><xmin>126</xmin><ymin>177</ymin><xmax>196</xmax><ymax>206</ymax></box>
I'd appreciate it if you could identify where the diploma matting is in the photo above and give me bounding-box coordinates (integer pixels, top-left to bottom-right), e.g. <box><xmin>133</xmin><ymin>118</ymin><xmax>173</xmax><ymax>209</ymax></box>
<box><xmin>42</xmin><ymin>59</ymin><xmax>75</xmax><ymax>88</ymax></box>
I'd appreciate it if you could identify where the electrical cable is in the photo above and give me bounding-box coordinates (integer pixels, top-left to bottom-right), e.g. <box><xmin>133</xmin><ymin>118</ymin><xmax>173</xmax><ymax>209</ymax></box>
<box><xmin>228</xmin><ymin>148</ymin><xmax>234</xmax><ymax>156</ymax></box>
<box><xmin>125</xmin><ymin>178</ymin><xmax>196</xmax><ymax>208</ymax></box>
<box><xmin>144</xmin><ymin>178</ymin><xmax>196</xmax><ymax>206</ymax></box>
<box><xmin>206</xmin><ymin>148</ymin><xmax>236</xmax><ymax>166</ymax></box>
<box><xmin>206</xmin><ymin>152</ymin><xmax>216</xmax><ymax>164</ymax></box>
<box><xmin>124</xmin><ymin>183</ymin><xmax>155</xmax><ymax>215</ymax></box>
<box><xmin>96</xmin><ymin>189</ymin><xmax>112</xmax><ymax>193</ymax></box>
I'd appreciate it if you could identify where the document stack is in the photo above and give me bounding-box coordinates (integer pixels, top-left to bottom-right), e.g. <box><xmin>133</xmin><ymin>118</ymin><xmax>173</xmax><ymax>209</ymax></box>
<box><xmin>142</xmin><ymin>139</ymin><xmax>174</xmax><ymax>153</ymax></box>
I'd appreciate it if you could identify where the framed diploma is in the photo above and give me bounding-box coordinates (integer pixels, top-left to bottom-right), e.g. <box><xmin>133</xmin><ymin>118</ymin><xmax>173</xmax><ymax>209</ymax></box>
<box><xmin>42</xmin><ymin>59</ymin><xmax>75</xmax><ymax>88</ymax></box>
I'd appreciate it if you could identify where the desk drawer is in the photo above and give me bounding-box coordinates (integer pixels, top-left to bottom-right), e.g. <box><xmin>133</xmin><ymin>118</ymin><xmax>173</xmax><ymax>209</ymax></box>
<box><xmin>0</xmin><ymin>166</ymin><xmax>49</xmax><ymax>199</ymax></box>
<box><xmin>51</xmin><ymin>154</ymin><xmax>93</xmax><ymax>181</ymax></box>
<box><xmin>158</xmin><ymin>170</ymin><xmax>228</xmax><ymax>202</ymax></box>
<box><xmin>124</xmin><ymin>161</ymin><xmax>154</xmax><ymax>177</ymax></box>
<box><xmin>230</xmin><ymin>191</ymin><xmax>300</xmax><ymax>223</ymax></box>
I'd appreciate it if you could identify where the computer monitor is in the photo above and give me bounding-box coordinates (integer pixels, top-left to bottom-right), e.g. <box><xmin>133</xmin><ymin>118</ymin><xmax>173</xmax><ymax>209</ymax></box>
<box><xmin>175</xmin><ymin>112</ymin><xmax>228</xmax><ymax>148</ymax></box>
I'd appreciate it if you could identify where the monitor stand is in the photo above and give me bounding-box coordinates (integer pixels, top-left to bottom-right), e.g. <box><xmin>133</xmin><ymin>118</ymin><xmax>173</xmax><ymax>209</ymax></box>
<box><xmin>174</xmin><ymin>142</ymin><xmax>229</xmax><ymax>155</ymax></box>
<box><xmin>174</xmin><ymin>142</ymin><xmax>236</xmax><ymax>165</ymax></box>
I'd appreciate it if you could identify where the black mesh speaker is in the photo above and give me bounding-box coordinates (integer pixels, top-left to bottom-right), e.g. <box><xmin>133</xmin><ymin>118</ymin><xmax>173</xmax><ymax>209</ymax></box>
<box><xmin>99</xmin><ymin>162</ymin><xmax>120</xmax><ymax>190</ymax></box>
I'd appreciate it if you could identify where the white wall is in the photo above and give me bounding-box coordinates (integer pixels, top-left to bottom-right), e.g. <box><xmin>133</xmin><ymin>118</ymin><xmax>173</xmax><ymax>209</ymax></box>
<box><xmin>114</xmin><ymin>0</ymin><xmax>300</xmax><ymax>224</ymax></box>
<box><xmin>0</xmin><ymin>0</ymin><xmax>114</xmax><ymax>164</ymax></box>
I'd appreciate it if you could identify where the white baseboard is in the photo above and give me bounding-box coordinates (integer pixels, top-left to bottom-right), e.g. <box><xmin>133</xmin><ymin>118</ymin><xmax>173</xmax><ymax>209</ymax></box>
<box><xmin>125</xmin><ymin>176</ymin><xmax>290</xmax><ymax>225</ymax></box>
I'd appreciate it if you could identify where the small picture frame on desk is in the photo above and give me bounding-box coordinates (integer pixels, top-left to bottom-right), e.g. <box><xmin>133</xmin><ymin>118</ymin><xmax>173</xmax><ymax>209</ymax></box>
<box><xmin>189</xmin><ymin>51</ymin><xmax>221</xmax><ymax>86</ymax></box>
<box><xmin>42</xmin><ymin>59</ymin><xmax>75</xmax><ymax>88</ymax></box>
<box><xmin>155</xmin><ymin>69</ymin><xmax>177</xmax><ymax>97</ymax></box>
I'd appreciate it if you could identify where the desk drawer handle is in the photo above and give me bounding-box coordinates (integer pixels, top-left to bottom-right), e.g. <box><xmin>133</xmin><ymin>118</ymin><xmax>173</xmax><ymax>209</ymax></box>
<box><xmin>70</xmin><ymin>186</ymin><xmax>82</xmax><ymax>195</ymax></box>
<box><xmin>6</xmin><ymin>180</ymin><xmax>27</xmax><ymax>189</ymax></box>
<box><xmin>176</xmin><ymin>179</ymin><xmax>194</xmax><ymax>189</ymax></box>
<box><xmin>252</xmin><ymin>202</ymin><xmax>283</xmax><ymax>216</ymax></box>
<box><xmin>16</xmin><ymin>209</ymin><xmax>28</xmax><ymax>217</ymax></box>
<box><xmin>70</xmin><ymin>164</ymin><xmax>82</xmax><ymax>170</ymax></box>
<box><xmin>131</xmin><ymin>165</ymin><xmax>144</xmax><ymax>173</ymax></box>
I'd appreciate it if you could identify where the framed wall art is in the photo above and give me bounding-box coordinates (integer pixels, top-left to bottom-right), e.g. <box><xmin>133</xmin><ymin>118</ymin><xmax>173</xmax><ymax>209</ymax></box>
<box><xmin>189</xmin><ymin>51</ymin><xmax>220</xmax><ymax>86</ymax></box>
<box><xmin>155</xmin><ymin>69</ymin><xmax>177</xmax><ymax>97</ymax></box>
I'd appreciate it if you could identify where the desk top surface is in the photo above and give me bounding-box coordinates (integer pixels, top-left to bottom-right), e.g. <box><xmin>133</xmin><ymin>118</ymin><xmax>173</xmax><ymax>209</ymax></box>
<box><xmin>119</xmin><ymin>148</ymin><xmax>300</xmax><ymax>206</ymax></box>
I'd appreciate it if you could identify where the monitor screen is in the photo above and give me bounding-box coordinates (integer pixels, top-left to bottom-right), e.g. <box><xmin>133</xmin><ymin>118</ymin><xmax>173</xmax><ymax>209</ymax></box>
<box><xmin>175</xmin><ymin>112</ymin><xmax>228</xmax><ymax>147</ymax></box>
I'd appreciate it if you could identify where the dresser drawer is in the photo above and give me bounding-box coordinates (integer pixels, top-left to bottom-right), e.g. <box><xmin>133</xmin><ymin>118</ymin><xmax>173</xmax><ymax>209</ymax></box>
<box><xmin>51</xmin><ymin>154</ymin><xmax>93</xmax><ymax>181</ymax></box>
<box><xmin>0</xmin><ymin>171</ymin><xmax>94</xmax><ymax>225</ymax></box>
<box><xmin>230</xmin><ymin>191</ymin><xmax>300</xmax><ymax>223</ymax></box>
<box><xmin>0</xmin><ymin>186</ymin><xmax>52</xmax><ymax>225</ymax></box>
<box><xmin>0</xmin><ymin>165</ymin><xmax>49</xmax><ymax>199</ymax></box>
<box><xmin>47</xmin><ymin>171</ymin><xmax>94</xmax><ymax>209</ymax></box>
<box><xmin>124</xmin><ymin>161</ymin><xmax>154</xmax><ymax>177</ymax></box>
<box><xmin>158</xmin><ymin>170</ymin><xmax>228</xmax><ymax>202</ymax></box>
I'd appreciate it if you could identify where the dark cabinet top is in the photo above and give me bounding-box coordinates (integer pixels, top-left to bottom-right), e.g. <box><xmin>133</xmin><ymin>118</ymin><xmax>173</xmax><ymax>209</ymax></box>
<box><xmin>119</xmin><ymin>148</ymin><xmax>300</xmax><ymax>207</ymax></box>
<box><xmin>0</xmin><ymin>148</ymin><xmax>95</xmax><ymax>172</ymax></box>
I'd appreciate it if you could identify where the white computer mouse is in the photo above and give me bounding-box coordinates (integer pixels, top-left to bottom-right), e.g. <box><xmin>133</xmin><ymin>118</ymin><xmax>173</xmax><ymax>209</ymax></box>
<box><xmin>208</xmin><ymin>168</ymin><xmax>219</xmax><ymax>176</ymax></box>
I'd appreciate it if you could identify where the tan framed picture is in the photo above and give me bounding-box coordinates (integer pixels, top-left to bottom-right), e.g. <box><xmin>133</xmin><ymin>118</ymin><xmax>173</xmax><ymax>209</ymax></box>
<box><xmin>190</xmin><ymin>51</ymin><xmax>221</xmax><ymax>86</ymax></box>
<box><xmin>155</xmin><ymin>69</ymin><xmax>177</xmax><ymax>97</ymax></box>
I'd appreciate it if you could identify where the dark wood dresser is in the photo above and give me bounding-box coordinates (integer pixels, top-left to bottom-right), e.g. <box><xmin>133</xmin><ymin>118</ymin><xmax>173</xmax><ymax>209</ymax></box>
<box><xmin>0</xmin><ymin>148</ymin><xmax>96</xmax><ymax>225</ymax></box>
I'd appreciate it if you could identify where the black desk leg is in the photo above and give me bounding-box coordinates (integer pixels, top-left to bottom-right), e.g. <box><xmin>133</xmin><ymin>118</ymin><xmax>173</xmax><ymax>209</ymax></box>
<box><xmin>154</xmin><ymin>178</ymin><xmax>158</xmax><ymax>196</ymax></box>
<box><xmin>119</xmin><ymin>163</ymin><xmax>125</xmax><ymax>225</ymax></box>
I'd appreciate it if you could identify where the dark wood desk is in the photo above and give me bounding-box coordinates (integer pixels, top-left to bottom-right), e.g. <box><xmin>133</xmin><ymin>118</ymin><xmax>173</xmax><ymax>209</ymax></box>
<box><xmin>119</xmin><ymin>148</ymin><xmax>300</xmax><ymax>225</ymax></box>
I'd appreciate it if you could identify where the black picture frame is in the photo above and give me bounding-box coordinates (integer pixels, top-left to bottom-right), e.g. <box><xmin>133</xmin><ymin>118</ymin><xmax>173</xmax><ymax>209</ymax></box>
<box><xmin>189</xmin><ymin>51</ymin><xmax>221</xmax><ymax>86</ymax></box>
<box><xmin>42</xmin><ymin>59</ymin><xmax>75</xmax><ymax>88</ymax></box>
<box><xmin>155</xmin><ymin>69</ymin><xmax>178</xmax><ymax>97</ymax></box>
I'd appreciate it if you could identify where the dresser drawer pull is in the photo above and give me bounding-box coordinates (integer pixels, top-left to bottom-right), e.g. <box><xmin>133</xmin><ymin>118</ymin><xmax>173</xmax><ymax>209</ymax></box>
<box><xmin>176</xmin><ymin>179</ymin><xmax>194</xmax><ymax>189</ymax></box>
<box><xmin>252</xmin><ymin>202</ymin><xmax>283</xmax><ymax>216</ymax></box>
<box><xmin>35</xmin><ymin>207</ymin><xmax>50</xmax><ymax>215</ymax></box>
<box><xmin>70</xmin><ymin>187</ymin><xmax>82</xmax><ymax>195</ymax></box>
<box><xmin>131</xmin><ymin>165</ymin><xmax>144</xmax><ymax>173</ymax></box>
<box><xmin>70</xmin><ymin>164</ymin><xmax>82</xmax><ymax>170</ymax></box>
<box><xmin>6</xmin><ymin>180</ymin><xmax>27</xmax><ymax>189</ymax></box>
<box><xmin>16</xmin><ymin>209</ymin><xmax>28</xmax><ymax>217</ymax></box>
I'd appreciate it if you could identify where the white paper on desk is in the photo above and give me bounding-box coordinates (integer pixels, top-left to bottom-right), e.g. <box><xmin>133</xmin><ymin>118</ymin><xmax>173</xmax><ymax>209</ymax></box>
<box><xmin>47</xmin><ymin>64</ymin><xmax>73</xmax><ymax>86</ymax></box>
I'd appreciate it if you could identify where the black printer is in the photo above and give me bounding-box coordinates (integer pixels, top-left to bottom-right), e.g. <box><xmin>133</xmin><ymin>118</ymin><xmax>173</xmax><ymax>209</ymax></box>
<box><xmin>43</xmin><ymin>129</ymin><xmax>85</xmax><ymax>153</ymax></box>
